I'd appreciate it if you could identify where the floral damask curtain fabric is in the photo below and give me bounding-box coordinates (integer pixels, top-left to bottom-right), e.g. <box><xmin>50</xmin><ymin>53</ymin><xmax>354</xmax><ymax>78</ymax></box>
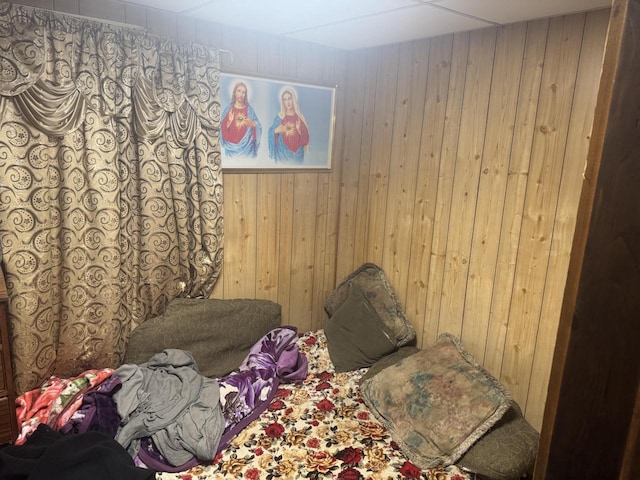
<box><xmin>0</xmin><ymin>2</ymin><xmax>223</xmax><ymax>393</ymax></box>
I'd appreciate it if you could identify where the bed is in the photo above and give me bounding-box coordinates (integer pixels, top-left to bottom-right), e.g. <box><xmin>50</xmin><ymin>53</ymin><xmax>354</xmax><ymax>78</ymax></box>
<box><xmin>155</xmin><ymin>329</ymin><xmax>470</xmax><ymax>480</ymax></box>
<box><xmin>5</xmin><ymin>264</ymin><xmax>539</xmax><ymax>480</ymax></box>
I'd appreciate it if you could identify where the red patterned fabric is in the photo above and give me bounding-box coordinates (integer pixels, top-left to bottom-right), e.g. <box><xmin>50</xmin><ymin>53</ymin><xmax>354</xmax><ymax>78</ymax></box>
<box><xmin>15</xmin><ymin>369</ymin><xmax>114</xmax><ymax>444</ymax></box>
<box><xmin>156</xmin><ymin>330</ymin><xmax>470</xmax><ymax>480</ymax></box>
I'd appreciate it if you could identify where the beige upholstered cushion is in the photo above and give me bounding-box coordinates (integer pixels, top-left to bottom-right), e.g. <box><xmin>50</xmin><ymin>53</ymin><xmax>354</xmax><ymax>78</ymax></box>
<box><xmin>360</xmin><ymin>334</ymin><xmax>511</xmax><ymax>468</ymax></box>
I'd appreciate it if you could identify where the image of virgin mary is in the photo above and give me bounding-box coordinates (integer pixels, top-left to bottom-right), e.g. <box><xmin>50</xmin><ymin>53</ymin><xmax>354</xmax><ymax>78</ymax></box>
<box><xmin>268</xmin><ymin>86</ymin><xmax>309</xmax><ymax>163</ymax></box>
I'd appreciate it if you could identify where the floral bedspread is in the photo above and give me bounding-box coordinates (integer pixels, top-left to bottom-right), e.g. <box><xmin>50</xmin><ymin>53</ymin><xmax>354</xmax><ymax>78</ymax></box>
<box><xmin>156</xmin><ymin>330</ymin><xmax>470</xmax><ymax>480</ymax></box>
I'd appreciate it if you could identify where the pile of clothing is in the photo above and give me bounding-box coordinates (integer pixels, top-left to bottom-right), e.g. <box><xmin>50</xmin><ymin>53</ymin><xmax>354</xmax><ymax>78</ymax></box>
<box><xmin>1</xmin><ymin>327</ymin><xmax>308</xmax><ymax>477</ymax></box>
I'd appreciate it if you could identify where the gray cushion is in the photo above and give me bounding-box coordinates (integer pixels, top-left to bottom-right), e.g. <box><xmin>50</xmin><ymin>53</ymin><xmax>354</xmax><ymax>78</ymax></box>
<box><xmin>360</xmin><ymin>345</ymin><xmax>420</xmax><ymax>383</ymax></box>
<box><xmin>457</xmin><ymin>402</ymin><xmax>539</xmax><ymax>480</ymax></box>
<box><xmin>325</xmin><ymin>263</ymin><xmax>415</xmax><ymax>347</ymax></box>
<box><xmin>325</xmin><ymin>284</ymin><xmax>397</xmax><ymax>372</ymax></box>
<box><xmin>123</xmin><ymin>298</ymin><xmax>281</xmax><ymax>378</ymax></box>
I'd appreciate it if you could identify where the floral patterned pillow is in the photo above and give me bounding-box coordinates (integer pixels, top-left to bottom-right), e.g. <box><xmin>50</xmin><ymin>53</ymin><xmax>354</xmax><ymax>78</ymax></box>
<box><xmin>360</xmin><ymin>334</ymin><xmax>512</xmax><ymax>469</ymax></box>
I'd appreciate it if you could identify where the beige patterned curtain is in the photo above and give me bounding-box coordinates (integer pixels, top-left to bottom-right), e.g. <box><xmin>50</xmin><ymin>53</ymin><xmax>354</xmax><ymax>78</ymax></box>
<box><xmin>0</xmin><ymin>3</ymin><xmax>223</xmax><ymax>393</ymax></box>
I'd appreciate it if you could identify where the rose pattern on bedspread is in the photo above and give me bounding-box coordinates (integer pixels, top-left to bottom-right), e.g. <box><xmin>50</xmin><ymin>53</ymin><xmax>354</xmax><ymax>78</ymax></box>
<box><xmin>156</xmin><ymin>330</ymin><xmax>470</xmax><ymax>480</ymax></box>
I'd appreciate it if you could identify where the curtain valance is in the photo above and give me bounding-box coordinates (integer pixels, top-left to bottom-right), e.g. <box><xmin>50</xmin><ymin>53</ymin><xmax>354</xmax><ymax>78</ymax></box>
<box><xmin>0</xmin><ymin>2</ymin><xmax>219</xmax><ymax>140</ymax></box>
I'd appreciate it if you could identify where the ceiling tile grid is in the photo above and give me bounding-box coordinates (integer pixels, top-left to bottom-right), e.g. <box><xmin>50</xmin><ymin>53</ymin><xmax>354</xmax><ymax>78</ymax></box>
<box><xmin>121</xmin><ymin>0</ymin><xmax>612</xmax><ymax>50</ymax></box>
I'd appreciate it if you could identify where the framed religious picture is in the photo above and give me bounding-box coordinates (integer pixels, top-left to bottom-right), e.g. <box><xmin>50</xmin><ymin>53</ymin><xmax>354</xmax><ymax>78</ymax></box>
<box><xmin>219</xmin><ymin>72</ymin><xmax>336</xmax><ymax>171</ymax></box>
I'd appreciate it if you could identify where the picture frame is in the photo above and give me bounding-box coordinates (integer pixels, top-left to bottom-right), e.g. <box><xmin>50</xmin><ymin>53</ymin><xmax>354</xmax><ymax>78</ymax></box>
<box><xmin>219</xmin><ymin>72</ymin><xmax>336</xmax><ymax>171</ymax></box>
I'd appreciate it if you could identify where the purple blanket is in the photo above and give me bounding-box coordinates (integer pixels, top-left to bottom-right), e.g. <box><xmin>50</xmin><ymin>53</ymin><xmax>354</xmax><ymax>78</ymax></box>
<box><xmin>217</xmin><ymin>326</ymin><xmax>308</xmax><ymax>450</ymax></box>
<box><xmin>137</xmin><ymin>326</ymin><xmax>308</xmax><ymax>471</ymax></box>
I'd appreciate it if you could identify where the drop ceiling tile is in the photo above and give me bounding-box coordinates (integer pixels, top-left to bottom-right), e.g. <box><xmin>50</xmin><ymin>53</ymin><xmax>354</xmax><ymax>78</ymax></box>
<box><xmin>120</xmin><ymin>0</ymin><xmax>611</xmax><ymax>50</ymax></box>
<box><xmin>438</xmin><ymin>0</ymin><xmax>611</xmax><ymax>24</ymax></box>
<box><xmin>185</xmin><ymin>0</ymin><xmax>421</xmax><ymax>35</ymax></box>
<box><xmin>286</xmin><ymin>4</ymin><xmax>493</xmax><ymax>50</ymax></box>
<box><xmin>121</xmin><ymin>0</ymin><xmax>209</xmax><ymax>13</ymax></box>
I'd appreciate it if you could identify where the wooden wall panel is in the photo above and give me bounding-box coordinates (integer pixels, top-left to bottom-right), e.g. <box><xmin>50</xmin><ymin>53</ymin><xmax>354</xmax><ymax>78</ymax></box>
<box><xmin>337</xmin><ymin>13</ymin><xmax>605</xmax><ymax>429</ymax></box>
<box><xmin>335</xmin><ymin>53</ymin><xmax>368</xmax><ymax>278</ymax></box>
<box><xmin>255</xmin><ymin>174</ymin><xmax>280</xmax><ymax>303</ymax></box>
<box><xmin>53</xmin><ymin>0</ymin><xmax>77</xmax><ymax>14</ymax></box>
<box><xmin>501</xmin><ymin>13</ymin><xmax>585</xmax><ymax>409</ymax></box>
<box><xmin>222</xmin><ymin>174</ymin><xmax>258</xmax><ymax>298</ymax></box>
<box><xmin>483</xmin><ymin>18</ymin><xmax>549</xmax><ymax>381</ymax></box>
<box><xmin>439</xmin><ymin>27</ymin><xmax>497</xmax><ymax>339</ymax></box>
<box><xmin>462</xmin><ymin>23</ymin><xmax>527</xmax><ymax>363</ymax></box>
<box><xmin>145</xmin><ymin>8</ymin><xmax>177</xmax><ymax>39</ymax></box>
<box><xmin>10</xmin><ymin>0</ymin><xmax>609</xmax><ymax>430</ymax></box>
<box><xmin>289</xmin><ymin>173</ymin><xmax>318</xmax><ymax>332</ymax></box>
<box><xmin>381</xmin><ymin>39</ymin><xmax>430</xmax><ymax>303</ymax></box>
<box><xmin>78</xmin><ymin>0</ymin><xmax>125</xmax><ymax>23</ymax></box>
<box><xmin>311</xmin><ymin>172</ymin><xmax>330</xmax><ymax>331</ymax></box>
<box><xmin>358</xmin><ymin>46</ymin><xmax>400</xmax><ymax>273</ymax></box>
<box><xmin>424</xmin><ymin>32</ymin><xmax>470</xmax><ymax>345</ymax></box>
<box><xmin>123</xmin><ymin>3</ymin><xmax>146</xmax><ymax>29</ymax></box>
<box><xmin>405</xmin><ymin>36</ymin><xmax>453</xmax><ymax>347</ymax></box>
<box><xmin>275</xmin><ymin>174</ymin><xmax>295</xmax><ymax>322</ymax></box>
<box><xmin>352</xmin><ymin>51</ymin><xmax>378</xmax><ymax>271</ymax></box>
<box><xmin>526</xmin><ymin>8</ymin><xmax>611</xmax><ymax>428</ymax></box>
<box><xmin>317</xmin><ymin>53</ymin><xmax>347</xmax><ymax>331</ymax></box>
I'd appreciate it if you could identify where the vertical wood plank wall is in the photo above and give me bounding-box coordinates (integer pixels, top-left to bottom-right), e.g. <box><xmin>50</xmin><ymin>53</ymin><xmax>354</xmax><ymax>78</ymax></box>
<box><xmin>12</xmin><ymin>0</ymin><xmax>609</xmax><ymax>431</ymax></box>
<box><xmin>333</xmin><ymin>11</ymin><xmax>608</xmax><ymax>431</ymax></box>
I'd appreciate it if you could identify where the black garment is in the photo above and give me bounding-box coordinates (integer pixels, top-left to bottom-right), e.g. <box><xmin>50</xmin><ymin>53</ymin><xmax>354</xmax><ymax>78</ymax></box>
<box><xmin>0</xmin><ymin>424</ymin><xmax>155</xmax><ymax>480</ymax></box>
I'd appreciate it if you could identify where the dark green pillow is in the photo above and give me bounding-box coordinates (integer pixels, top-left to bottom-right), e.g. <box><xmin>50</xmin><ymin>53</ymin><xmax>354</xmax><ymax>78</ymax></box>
<box><xmin>325</xmin><ymin>263</ymin><xmax>415</xmax><ymax>347</ymax></box>
<box><xmin>325</xmin><ymin>283</ymin><xmax>397</xmax><ymax>372</ymax></box>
